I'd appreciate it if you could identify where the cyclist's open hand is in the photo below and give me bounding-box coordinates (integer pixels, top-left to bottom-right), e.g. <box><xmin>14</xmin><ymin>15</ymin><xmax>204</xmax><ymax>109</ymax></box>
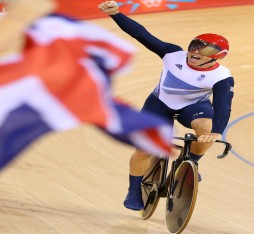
<box><xmin>197</xmin><ymin>133</ymin><xmax>222</xmax><ymax>143</ymax></box>
<box><xmin>98</xmin><ymin>1</ymin><xmax>119</xmax><ymax>15</ymax></box>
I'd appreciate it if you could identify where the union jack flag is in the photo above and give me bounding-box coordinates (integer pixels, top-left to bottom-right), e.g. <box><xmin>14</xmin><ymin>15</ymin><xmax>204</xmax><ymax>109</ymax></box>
<box><xmin>0</xmin><ymin>15</ymin><xmax>172</xmax><ymax>169</ymax></box>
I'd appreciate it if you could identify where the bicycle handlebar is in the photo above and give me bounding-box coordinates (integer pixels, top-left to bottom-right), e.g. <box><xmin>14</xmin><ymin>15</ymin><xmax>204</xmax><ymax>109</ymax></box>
<box><xmin>172</xmin><ymin>133</ymin><xmax>232</xmax><ymax>159</ymax></box>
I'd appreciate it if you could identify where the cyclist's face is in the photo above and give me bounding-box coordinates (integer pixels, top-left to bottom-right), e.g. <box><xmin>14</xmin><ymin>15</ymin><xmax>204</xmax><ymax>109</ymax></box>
<box><xmin>187</xmin><ymin>50</ymin><xmax>214</xmax><ymax>68</ymax></box>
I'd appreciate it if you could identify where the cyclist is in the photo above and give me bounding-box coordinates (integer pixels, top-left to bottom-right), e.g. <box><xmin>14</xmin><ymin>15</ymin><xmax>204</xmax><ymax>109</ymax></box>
<box><xmin>99</xmin><ymin>1</ymin><xmax>234</xmax><ymax>211</ymax></box>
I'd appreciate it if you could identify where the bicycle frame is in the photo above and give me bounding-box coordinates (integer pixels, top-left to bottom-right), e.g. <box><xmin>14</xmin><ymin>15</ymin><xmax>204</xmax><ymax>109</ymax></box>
<box><xmin>140</xmin><ymin>132</ymin><xmax>232</xmax><ymax>232</ymax></box>
<box><xmin>140</xmin><ymin>133</ymin><xmax>232</xmax><ymax>233</ymax></box>
<box><xmin>142</xmin><ymin>133</ymin><xmax>232</xmax><ymax>200</ymax></box>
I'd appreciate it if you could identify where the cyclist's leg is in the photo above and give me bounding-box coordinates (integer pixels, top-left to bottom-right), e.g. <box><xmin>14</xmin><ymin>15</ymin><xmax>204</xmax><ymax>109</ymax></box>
<box><xmin>124</xmin><ymin>93</ymin><xmax>175</xmax><ymax>210</ymax></box>
<box><xmin>190</xmin><ymin>118</ymin><xmax>213</xmax><ymax>155</ymax></box>
<box><xmin>124</xmin><ymin>149</ymin><xmax>151</xmax><ymax>210</ymax></box>
<box><xmin>177</xmin><ymin>100</ymin><xmax>214</xmax><ymax>156</ymax></box>
<box><xmin>177</xmin><ymin>101</ymin><xmax>214</xmax><ymax>181</ymax></box>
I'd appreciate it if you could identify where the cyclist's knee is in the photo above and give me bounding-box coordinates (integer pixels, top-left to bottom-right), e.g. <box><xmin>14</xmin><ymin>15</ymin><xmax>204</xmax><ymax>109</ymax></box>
<box><xmin>191</xmin><ymin>118</ymin><xmax>212</xmax><ymax>135</ymax></box>
<box><xmin>131</xmin><ymin>149</ymin><xmax>152</xmax><ymax>161</ymax></box>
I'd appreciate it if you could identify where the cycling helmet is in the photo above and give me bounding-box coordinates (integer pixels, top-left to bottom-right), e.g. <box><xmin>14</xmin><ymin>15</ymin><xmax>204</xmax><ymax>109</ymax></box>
<box><xmin>188</xmin><ymin>33</ymin><xmax>229</xmax><ymax>59</ymax></box>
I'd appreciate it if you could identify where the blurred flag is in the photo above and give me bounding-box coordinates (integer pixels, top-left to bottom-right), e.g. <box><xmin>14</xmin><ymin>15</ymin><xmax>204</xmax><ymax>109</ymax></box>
<box><xmin>0</xmin><ymin>14</ymin><xmax>172</xmax><ymax>169</ymax></box>
<box><xmin>0</xmin><ymin>2</ymin><xmax>7</xmax><ymax>20</ymax></box>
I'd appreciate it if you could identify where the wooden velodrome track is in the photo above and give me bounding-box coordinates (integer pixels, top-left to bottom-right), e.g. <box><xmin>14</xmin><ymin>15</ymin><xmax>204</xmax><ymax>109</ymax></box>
<box><xmin>1</xmin><ymin>4</ymin><xmax>254</xmax><ymax>234</ymax></box>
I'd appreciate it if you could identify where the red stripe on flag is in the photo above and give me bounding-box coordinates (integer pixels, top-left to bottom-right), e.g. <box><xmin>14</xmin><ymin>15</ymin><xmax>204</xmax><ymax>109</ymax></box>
<box><xmin>145</xmin><ymin>128</ymin><xmax>172</xmax><ymax>154</ymax></box>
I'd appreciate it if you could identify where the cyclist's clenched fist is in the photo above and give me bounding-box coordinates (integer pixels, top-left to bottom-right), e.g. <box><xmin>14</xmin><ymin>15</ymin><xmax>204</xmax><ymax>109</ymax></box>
<box><xmin>98</xmin><ymin>1</ymin><xmax>119</xmax><ymax>15</ymax></box>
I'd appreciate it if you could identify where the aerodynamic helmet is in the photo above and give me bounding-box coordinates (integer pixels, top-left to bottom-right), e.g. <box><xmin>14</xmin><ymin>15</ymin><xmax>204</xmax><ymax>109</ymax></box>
<box><xmin>188</xmin><ymin>33</ymin><xmax>229</xmax><ymax>59</ymax></box>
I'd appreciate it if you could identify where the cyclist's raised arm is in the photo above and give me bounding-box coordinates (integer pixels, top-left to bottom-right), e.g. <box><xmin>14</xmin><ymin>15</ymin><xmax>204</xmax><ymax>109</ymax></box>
<box><xmin>98</xmin><ymin>1</ymin><xmax>182</xmax><ymax>58</ymax></box>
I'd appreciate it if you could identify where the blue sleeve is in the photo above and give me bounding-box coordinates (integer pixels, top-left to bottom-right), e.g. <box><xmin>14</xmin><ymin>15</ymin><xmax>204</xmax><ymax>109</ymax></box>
<box><xmin>111</xmin><ymin>13</ymin><xmax>183</xmax><ymax>58</ymax></box>
<box><xmin>212</xmin><ymin>77</ymin><xmax>234</xmax><ymax>134</ymax></box>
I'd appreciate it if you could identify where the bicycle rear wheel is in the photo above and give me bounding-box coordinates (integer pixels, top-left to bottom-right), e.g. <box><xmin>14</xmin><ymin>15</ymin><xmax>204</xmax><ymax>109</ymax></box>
<box><xmin>139</xmin><ymin>157</ymin><xmax>168</xmax><ymax>220</ymax></box>
<box><xmin>165</xmin><ymin>160</ymin><xmax>198</xmax><ymax>234</ymax></box>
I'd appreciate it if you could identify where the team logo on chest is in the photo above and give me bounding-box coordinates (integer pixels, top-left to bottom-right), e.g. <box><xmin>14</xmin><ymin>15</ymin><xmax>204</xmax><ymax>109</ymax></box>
<box><xmin>175</xmin><ymin>64</ymin><xmax>183</xmax><ymax>70</ymax></box>
<box><xmin>196</xmin><ymin>74</ymin><xmax>205</xmax><ymax>81</ymax></box>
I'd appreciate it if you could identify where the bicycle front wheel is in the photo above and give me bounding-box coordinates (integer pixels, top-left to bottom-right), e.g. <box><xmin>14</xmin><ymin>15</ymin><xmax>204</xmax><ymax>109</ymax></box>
<box><xmin>165</xmin><ymin>160</ymin><xmax>198</xmax><ymax>234</ymax></box>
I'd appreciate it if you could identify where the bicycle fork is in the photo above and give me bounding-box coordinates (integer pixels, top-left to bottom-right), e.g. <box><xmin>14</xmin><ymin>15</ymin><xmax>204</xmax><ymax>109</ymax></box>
<box><xmin>166</xmin><ymin>160</ymin><xmax>178</xmax><ymax>212</ymax></box>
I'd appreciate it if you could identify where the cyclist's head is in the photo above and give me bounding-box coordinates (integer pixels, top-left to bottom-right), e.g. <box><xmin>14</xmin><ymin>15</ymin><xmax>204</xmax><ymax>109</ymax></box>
<box><xmin>188</xmin><ymin>33</ymin><xmax>229</xmax><ymax>60</ymax></box>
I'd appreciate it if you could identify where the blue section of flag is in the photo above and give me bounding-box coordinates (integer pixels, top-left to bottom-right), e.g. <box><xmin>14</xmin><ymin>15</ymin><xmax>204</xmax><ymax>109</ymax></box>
<box><xmin>0</xmin><ymin>104</ymin><xmax>52</xmax><ymax>169</ymax></box>
<box><xmin>0</xmin><ymin>100</ymin><xmax>171</xmax><ymax>169</ymax></box>
<box><xmin>102</xmin><ymin>101</ymin><xmax>170</xmax><ymax>147</ymax></box>
<box><xmin>114</xmin><ymin>102</ymin><xmax>168</xmax><ymax>133</ymax></box>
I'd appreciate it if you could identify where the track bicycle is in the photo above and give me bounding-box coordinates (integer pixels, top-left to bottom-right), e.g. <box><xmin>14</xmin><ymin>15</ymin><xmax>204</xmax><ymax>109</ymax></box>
<box><xmin>139</xmin><ymin>133</ymin><xmax>232</xmax><ymax>234</ymax></box>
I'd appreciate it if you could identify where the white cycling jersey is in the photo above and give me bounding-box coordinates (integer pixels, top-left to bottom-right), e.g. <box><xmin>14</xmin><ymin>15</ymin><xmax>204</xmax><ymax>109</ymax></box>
<box><xmin>153</xmin><ymin>51</ymin><xmax>232</xmax><ymax>110</ymax></box>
